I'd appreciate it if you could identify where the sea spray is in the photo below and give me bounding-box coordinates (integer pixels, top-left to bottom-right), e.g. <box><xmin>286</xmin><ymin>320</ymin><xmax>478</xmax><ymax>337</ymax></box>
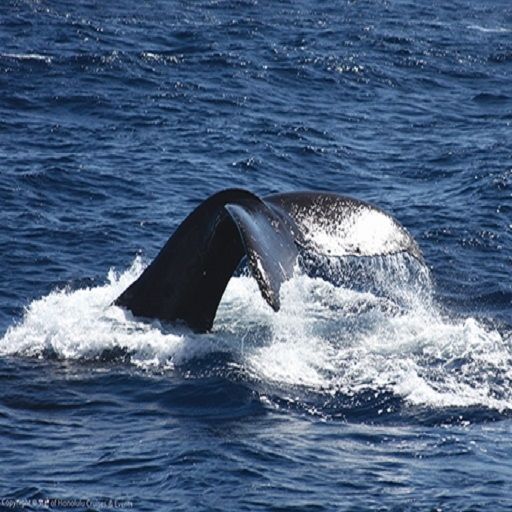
<box><xmin>1</xmin><ymin>255</ymin><xmax>511</xmax><ymax>411</ymax></box>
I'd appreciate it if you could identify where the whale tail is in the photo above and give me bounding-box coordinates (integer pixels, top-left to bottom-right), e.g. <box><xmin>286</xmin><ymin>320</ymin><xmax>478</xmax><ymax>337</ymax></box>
<box><xmin>115</xmin><ymin>189</ymin><xmax>422</xmax><ymax>331</ymax></box>
<box><xmin>115</xmin><ymin>189</ymin><xmax>298</xmax><ymax>331</ymax></box>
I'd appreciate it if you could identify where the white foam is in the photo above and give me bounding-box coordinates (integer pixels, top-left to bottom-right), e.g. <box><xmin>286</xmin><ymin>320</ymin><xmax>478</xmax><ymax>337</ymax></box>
<box><xmin>0</xmin><ymin>258</ymin><xmax>227</xmax><ymax>369</ymax></box>
<box><xmin>219</xmin><ymin>272</ymin><xmax>512</xmax><ymax>411</ymax></box>
<box><xmin>1</xmin><ymin>257</ymin><xmax>511</xmax><ymax>411</ymax></box>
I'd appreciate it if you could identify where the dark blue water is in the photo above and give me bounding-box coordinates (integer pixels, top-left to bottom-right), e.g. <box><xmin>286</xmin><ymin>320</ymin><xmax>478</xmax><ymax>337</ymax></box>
<box><xmin>1</xmin><ymin>0</ymin><xmax>512</xmax><ymax>510</ymax></box>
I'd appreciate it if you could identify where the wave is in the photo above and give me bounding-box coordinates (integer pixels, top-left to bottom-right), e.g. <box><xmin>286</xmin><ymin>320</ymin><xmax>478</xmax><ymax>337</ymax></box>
<box><xmin>472</xmin><ymin>93</ymin><xmax>510</xmax><ymax>104</ymax></box>
<box><xmin>1</xmin><ymin>257</ymin><xmax>510</xmax><ymax>413</ymax></box>
<box><xmin>1</xmin><ymin>52</ymin><xmax>53</xmax><ymax>64</ymax></box>
<box><xmin>467</xmin><ymin>25</ymin><xmax>511</xmax><ymax>34</ymax></box>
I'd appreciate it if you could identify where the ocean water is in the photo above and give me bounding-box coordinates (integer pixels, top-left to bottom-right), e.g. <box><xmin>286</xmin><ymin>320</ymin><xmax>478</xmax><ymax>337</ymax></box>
<box><xmin>1</xmin><ymin>0</ymin><xmax>511</xmax><ymax>510</ymax></box>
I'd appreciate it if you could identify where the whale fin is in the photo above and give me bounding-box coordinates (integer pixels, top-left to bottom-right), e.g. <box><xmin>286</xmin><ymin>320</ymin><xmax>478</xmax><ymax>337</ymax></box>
<box><xmin>224</xmin><ymin>202</ymin><xmax>298</xmax><ymax>311</ymax></box>
<box><xmin>115</xmin><ymin>189</ymin><xmax>298</xmax><ymax>331</ymax></box>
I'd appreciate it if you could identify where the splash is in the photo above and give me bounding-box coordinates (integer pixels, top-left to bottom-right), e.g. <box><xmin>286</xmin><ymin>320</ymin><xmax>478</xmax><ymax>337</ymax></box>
<box><xmin>0</xmin><ymin>258</ymin><xmax>229</xmax><ymax>368</ymax></box>
<box><xmin>220</xmin><ymin>268</ymin><xmax>512</xmax><ymax>411</ymax></box>
<box><xmin>219</xmin><ymin>254</ymin><xmax>512</xmax><ymax>412</ymax></box>
<box><xmin>1</xmin><ymin>256</ymin><xmax>511</xmax><ymax>411</ymax></box>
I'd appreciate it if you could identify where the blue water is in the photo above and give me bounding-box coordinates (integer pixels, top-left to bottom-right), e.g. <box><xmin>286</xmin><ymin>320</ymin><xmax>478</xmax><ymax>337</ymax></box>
<box><xmin>1</xmin><ymin>0</ymin><xmax>512</xmax><ymax>510</ymax></box>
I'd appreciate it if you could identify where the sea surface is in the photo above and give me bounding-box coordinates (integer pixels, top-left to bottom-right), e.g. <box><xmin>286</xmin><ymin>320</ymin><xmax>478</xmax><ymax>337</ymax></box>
<box><xmin>1</xmin><ymin>0</ymin><xmax>511</xmax><ymax>510</ymax></box>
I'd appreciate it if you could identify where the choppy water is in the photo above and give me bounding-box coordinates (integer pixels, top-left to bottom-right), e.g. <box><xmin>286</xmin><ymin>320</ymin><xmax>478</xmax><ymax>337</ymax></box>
<box><xmin>1</xmin><ymin>0</ymin><xmax>511</xmax><ymax>510</ymax></box>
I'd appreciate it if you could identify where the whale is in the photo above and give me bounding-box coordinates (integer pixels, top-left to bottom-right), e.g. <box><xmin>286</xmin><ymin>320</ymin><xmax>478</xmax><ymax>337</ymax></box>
<box><xmin>115</xmin><ymin>189</ymin><xmax>422</xmax><ymax>332</ymax></box>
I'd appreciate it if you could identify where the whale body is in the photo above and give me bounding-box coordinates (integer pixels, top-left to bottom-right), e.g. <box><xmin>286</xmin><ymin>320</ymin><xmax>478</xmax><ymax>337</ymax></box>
<box><xmin>115</xmin><ymin>189</ymin><xmax>422</xmax><ymax>332</ymax></box>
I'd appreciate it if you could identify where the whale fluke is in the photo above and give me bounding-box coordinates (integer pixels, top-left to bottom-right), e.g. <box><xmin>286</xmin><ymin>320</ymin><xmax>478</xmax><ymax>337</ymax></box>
<box><xmin>115</xmin><ymin>189</ymin><xmax>422</xmax><ymax>331</ymax></box>
<box><xmin>115</xmin><ymin>189</ymin><xmax>299</xmax><ymax>331</ymax></box>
